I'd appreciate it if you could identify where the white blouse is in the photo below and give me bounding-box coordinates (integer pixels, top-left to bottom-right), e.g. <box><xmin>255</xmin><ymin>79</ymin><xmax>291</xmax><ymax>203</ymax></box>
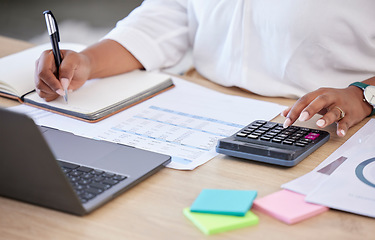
<box><xmin>104</xmin><ymin>0</ymin><xmax>375</xmax><ymax>98</ymax></box>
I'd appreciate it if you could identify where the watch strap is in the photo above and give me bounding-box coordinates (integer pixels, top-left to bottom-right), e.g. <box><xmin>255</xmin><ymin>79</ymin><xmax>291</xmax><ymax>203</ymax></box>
<box><xmin>349</xmin><ymin>82</ymin><xmax>375</xmax><ymax>116</ymax></box>
<box><xmin>368</xmin><ymin>107</ymin><xmax>375</xmax><ymax>116</ymax></box>
<box><xmin>349</xmin><ymin>81</ymin><xmax>369</xmax><ymax>90</ymax></box>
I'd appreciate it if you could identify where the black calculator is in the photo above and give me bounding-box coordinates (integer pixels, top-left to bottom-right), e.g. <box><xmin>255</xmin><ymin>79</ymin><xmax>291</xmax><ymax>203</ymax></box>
<box><xmin>216</xmin><ymin>120</ymin><xmax>330</xmax><ymax>167</ymax></box>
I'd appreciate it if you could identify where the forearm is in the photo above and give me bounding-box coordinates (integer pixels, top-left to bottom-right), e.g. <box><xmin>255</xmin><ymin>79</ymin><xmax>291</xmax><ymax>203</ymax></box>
<box><xmin>362</xmin><ymin>76</ymin><xmax>375</xmax><ymax>85</ymax></box>
<box><xmin>81</xmin><ymin>39</ymin><xmax>143</xmax><ymax>79</ymax></box>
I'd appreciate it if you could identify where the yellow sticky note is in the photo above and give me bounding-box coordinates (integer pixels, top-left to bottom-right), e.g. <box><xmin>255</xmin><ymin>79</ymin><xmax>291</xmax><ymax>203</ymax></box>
<box><xmin>183</xmin><ymin>208</ymin><xmax>259</xmax><ymax>235</ymax></box>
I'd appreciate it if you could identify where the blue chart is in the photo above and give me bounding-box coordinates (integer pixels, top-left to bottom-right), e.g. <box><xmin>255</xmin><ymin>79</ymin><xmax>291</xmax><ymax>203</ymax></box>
<box><xmin>355</xmin><ymin>158</ymin><xmax>375</xmax><ymax>188</ymax></box>
<box><xmin>97</xmin><ymin>105</ymin><xmax>244</xmax><ymax>168</ymax></box>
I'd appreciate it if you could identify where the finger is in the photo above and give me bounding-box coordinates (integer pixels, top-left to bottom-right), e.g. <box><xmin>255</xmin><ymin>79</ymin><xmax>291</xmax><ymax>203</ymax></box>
<box><xmin>283</xmin><ymin>93</ymin><xmax>319</xmax><ymax>127</ymax></box>
<box><xmin>35</xmin><ymin>50</ymin><xmax>64</xmax><ymax>94</ymax></box>
<box><xmin>35</xmin><ymin>78</ymin><xmax>60</xmax><ymax>101</ymax></box>
<box><xmin>34</xmin><ymin>58</ymin><xmax>60</xmax><ymax>98</ymax></box>
<box><xmin>58</xmin><ymin>52</ymin><xmax>79</xmax><ymax>91</ymax></box>
<box><xmin>280</xmin><ymin>106</ymin><xmax>291</xmax><ymax>117</ymax></box>
<box><xmin>336</xmin><ymin>116</ymin><xmax>353</xmax><ymax>137</ymax></box>
<box><xmin>299</xmin><ymin>93</ymin><xmax>334</xmax><ymax>120</ymax></box>
<box><xmin>36</xmin><ymin>87</ymin><xmax>59</xmax><ymax>101</ymax></box>
<box><xmin>315</xmin><ymin>106</ymin><xmax>343</xmax><ymax>128</ymax></box>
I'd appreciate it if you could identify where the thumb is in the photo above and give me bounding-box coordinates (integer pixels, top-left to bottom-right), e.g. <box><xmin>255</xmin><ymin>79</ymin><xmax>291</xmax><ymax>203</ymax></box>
<box><xmin>58</xmin><ymin>54</ymin><xmax>76</xmax><ymax>93</ymax></box>
<box><xmin>60</xmin><ymin>77</ymin><xmax>70</xmax><ymax>93</ymax></box>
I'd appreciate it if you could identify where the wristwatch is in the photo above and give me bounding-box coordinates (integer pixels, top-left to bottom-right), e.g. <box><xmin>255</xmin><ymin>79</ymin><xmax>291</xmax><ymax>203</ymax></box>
<box><xmin>349</xmin><ymin>82</ymin><xmax>375</xmax><ymax>116</ymax></box>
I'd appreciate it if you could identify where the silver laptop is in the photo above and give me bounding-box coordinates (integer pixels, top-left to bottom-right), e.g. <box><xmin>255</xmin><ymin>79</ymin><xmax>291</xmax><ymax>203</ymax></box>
<box><xmin>0</xmin><ymin>108</ymin><xmax>171</xmax><ymax>215</ymax></box>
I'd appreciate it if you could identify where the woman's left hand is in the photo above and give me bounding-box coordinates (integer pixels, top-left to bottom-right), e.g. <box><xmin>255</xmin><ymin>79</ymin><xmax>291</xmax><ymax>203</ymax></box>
<box><xmin>281</xmin><ymin>86</ymin><xmax>372</xmax><ymax>137</ymax></box>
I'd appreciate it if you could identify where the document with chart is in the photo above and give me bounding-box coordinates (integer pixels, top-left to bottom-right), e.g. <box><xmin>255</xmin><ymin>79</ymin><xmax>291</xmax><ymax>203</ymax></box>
<box><xmin>9</xmin><ymin>77</ymin><xmax>286</xmax><ymax>170</ymax></box>
<box><xmin>283</xmin><ymin>119</ymin><xmax>375</xmax><ymax>218</ymax></box>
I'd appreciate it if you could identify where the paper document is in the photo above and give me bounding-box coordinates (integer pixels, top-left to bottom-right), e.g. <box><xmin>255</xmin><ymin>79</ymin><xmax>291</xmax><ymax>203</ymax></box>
<box><xmin>9</xmin><ymin>77</ymin><xmax>286</xmax><ymax>170</ymax></box>
<box><xmin>283</xmin><ymin>119</ymin><xmax>375</xmax><ymax>218</ymax></box>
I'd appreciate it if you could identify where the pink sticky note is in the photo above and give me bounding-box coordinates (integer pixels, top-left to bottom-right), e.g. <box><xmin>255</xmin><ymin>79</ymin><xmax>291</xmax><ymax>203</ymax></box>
<box><xmin>253</xmin><ymin>189</ymin><xmax>328</xmax><ymax>224</ymax></box>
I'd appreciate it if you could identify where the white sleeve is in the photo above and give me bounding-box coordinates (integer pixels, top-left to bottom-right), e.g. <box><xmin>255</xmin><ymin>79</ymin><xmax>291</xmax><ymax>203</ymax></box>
<box><xmin>103</xmin><ymin>0</ymin><xmax>190</xmax><ymax>71</ymax></box>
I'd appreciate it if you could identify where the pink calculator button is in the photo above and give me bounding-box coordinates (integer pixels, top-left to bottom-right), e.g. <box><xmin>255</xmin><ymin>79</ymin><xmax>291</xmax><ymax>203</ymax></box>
<box><xmin>305</xmin><ymin>133</ymin><xmax>320</xmax><ymax>140</ymax></box>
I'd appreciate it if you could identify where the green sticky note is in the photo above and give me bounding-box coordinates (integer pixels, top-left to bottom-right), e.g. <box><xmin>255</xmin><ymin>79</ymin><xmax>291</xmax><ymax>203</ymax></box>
<box><xmin>183</xmin><ymin>208</ymin><xmax>259</xmax><ymax>235</ymax></box>
<box><xmin>190</xmin><ymin>189</ymin><xmax>257</xmax><ymax>216</ymax></box>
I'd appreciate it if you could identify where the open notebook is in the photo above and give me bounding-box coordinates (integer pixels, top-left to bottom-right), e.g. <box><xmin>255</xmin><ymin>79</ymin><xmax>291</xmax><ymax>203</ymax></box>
<box><xmin>0</xmin><ymin>43</ymin><xmax>173</xmax><ymax>122</ymax></box>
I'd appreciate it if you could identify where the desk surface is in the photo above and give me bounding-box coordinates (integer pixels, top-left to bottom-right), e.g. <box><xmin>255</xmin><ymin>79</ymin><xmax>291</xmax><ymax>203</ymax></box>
<box><xmin>0</xmin><ymin>36</ymin><xmax>373</xmax><ymax>240</ymax></box>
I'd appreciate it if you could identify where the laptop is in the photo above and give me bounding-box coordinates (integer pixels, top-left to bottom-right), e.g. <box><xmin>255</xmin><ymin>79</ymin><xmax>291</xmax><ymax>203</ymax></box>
<box><xmin>0</xmin><ymin>108</ymin><xmax>171</xmax><ymax>215</ymax></box>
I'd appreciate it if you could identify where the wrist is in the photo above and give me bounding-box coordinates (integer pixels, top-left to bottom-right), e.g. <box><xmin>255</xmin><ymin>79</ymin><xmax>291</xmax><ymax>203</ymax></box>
<box><xmin>349</xmin><ymin>82</ymin><xmax>375</xmax><ymax>116</ymax></box>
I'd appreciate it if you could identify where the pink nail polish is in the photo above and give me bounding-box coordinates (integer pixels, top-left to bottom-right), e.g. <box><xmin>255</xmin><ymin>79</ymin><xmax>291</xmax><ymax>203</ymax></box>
<box><xmin>316</xmin><ymin>119</ymin><xmax>325</xmax><ymax>127</ymax></box>
<box><xmin>56</xmin><ymin>89</ymin><xmax>65</xmax><ymax>96</ymax></box>
<box><xmin>60</xmin><ymin>78</ymin><xmax>70</xmax><ymax>91</ymax></box>
<box><xmin>339</xmin><ymin>129</ymin><xmax>346</xmax><ymax>136</ymax></box>
<box><xmin>283</xmin><ymin>118</ymin><xmax>291</xmax><ymax>128</ymax></box>
<box><xmin>299</xmin><ymin>111</ymin><xmax>309</xmax><ymax>122</ymax></box>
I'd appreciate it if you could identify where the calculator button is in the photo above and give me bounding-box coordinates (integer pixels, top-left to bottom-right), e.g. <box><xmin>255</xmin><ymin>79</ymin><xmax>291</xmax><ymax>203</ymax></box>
<box><xmin>282</xmin><ymin>140</ymin><xmax>293</xmax><ymax>145</ymax></box>
<box><xmin>278</xmin><ymin>134</ymin><xmax>288</xmax><ymax>138</ymax></box>
<box><xmin>247</xmin><ymin>134</ymin><xmax>259</xmax><ymax>139</ymax></box>
<box><xmin>263</xmin><ymin>134</ymin><xmax>274</xmax><ymax>138</ymax></box>
<box><xmin>270</xmin><ymin>129</ymin><xmax>282</xmax><ymax>134</ymax></box>
<box><xmin>291</xmin><ymin>136</ymin><xmax>301</xmax><ymax>140</ymax></box>
<box><xmin>295</xmin><ymin>142</ymin><xmax>307</xmax><ymax>147</ymax></box>
<box><xmin>267</xmin><ymin>130</ymin><xmax>278</xmax><ymax>136</ymax></box>
<box><xmin>254</xmin><ymin>130</ymin><xmax>266</xmax><ymax>134</ymax></box>
<box><xmin>260</xmin><ymin>136</ymin><xmax>271</xmax><ymax>141</ymax></box>
<box><xmin>255</xmin><ymin>120</ymin><xmax>267</xmax><ymax>124</ymax></box>
<box><xmin>236</xmin><ymin>132</ymin><xmax>247</xmax><ymax>137</ymax></box>
<box><xmin>242</xmin><ymin>129</ymin><xmax>253</xmax><ymax>133</ymax></box>
<box><xmin>297</xmin><ymin>140</ymin><xmax>309</xmax><ymax>145</ymax></box>
<box><xmin>263</xmin><ymin>122</ymin><xmax>278</xmax><ymax>128</ymax></box>
<box><xmin>305</xmin><ymin>132</ymin><xmax>320</xmax><ymax>140</ymax></box>
<box><xmin>271</xmin><ymin>138</ymin><xmax>282</xmax><ymax>143</ymax></box>
<box><xmin>274</xmin><ymin>136</ymin><xmax>286</xmax><ymax>141</ymax></box>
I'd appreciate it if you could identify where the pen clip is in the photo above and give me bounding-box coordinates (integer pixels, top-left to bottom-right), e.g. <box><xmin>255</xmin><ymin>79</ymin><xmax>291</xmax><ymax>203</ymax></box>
<box><xmin>43</xmin><ymin>10</ymin><xmax>60</xmax><ymax>42</ymax></box>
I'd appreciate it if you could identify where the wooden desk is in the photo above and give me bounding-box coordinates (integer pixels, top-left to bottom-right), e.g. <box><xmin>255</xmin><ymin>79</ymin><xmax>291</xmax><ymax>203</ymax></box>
<box><xmin>0</xmin><ymin>36</ymin><xmax>373</xmax><ymax>240</ymax></box>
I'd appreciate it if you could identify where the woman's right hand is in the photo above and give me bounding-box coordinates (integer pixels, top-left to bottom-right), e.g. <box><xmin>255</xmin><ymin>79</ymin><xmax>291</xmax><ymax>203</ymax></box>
<box><xmin>34</xmin><ymin>49</ymin><xmax>91</xmax><ymax>101</ymax></box>
<box><xmin>35</xmin><ymin>40</ymin><xmax>144</xmax><ymax>102</ymax></box>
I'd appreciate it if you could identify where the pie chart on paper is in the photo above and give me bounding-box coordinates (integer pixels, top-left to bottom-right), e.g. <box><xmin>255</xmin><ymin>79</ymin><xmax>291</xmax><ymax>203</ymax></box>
<box><xmin>355</xmin><ymin>158</ymin><xmax>375</xmax><ymax>188</ymax></box>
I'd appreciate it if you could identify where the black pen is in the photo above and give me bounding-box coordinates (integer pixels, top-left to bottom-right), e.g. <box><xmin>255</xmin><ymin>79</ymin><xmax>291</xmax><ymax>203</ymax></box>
<box><xmin>43</xmin><ymin>10</ymin><xmax>68</xmax><ymax>103</ymax></box>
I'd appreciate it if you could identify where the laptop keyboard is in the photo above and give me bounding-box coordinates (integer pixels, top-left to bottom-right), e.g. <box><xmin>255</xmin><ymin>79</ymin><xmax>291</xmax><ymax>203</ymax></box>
<box><xmin>57</xmin><ymin>160</ymin><xmax>127</xmax><ymax>203</ymax></box>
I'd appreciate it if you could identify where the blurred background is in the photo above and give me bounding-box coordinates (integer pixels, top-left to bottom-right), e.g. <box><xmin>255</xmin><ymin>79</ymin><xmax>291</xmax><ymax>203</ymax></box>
<box><xmin>0</xmin><ymin>0</ymin><xmax>192</xmax><ymax>74</ymax></box>
<box><xmin>0</xmin><ymin>0</ymin><xmax>142</xmax><ymax>45</ymax></box>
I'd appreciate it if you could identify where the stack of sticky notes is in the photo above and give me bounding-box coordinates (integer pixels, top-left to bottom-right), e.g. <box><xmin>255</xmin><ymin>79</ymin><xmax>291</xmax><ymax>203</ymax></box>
<box><xmin>253</xmin><ymin>189</ymin><xmax>329</xmax><ymax>224</ymax></box>
<box><xmin>183</xmin><ymin>189</ymin><xmax>259</xmax><ymax>235</ymax></box>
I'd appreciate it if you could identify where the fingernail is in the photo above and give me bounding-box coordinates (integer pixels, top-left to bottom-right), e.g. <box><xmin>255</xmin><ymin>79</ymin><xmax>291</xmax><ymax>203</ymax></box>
<box><xmin>56</xmin><ymin>89</ymin><xmax>65</xmax><ymax>96</ymax></box>
<box><xmin>283</xmin><ymin>118</ymin><xmax>292</xmax><ymax>128</ymax></box>
<box><xmin>338</xmin><ymin>129</ymin><xmax>346</xmax><ymax>137</ymax></box>
<box><xmin>316</xmin><ymin>119</ymin><xmax>325</xmax><ymax>127</ymax></box>
<box><xmin>61</xmin><ymin>78</ymin><xmax>70</xmax><ymax>91</ymax></box>
<box><xmin>280</xmin><ymin>111</ymin><xmax>286</xmax><ymax>117</ymax></box>
<box><xmin>299</xmin><ymin>111</ymin><xmax>309</xmax><ymax>122</ymax></box>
